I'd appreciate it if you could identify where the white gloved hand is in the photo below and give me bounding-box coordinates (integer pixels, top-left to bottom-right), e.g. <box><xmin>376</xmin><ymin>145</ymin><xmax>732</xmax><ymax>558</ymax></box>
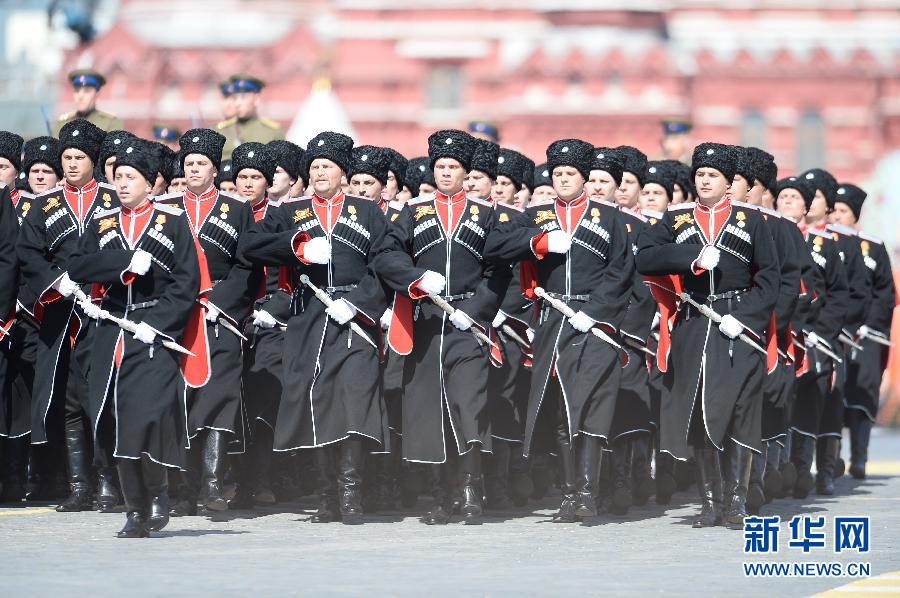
<box><xmin>857</xmin><ymin>324</ymin><xmax>872</xmax><ymax>339</ymax></box>
<box><xmin>53</xmin><ymin>273</ymin><xmax>79</xmax><ymax>298</ymax></box>
<box><xmin>205</xmin><ymin>303</ymin><xmax>221</xmax><ymax>323</ymax></box>
<box><xmin>525</xmin><ymin>328</ymin><xmax>535</xmax><ymax>343</ymax></box>
<box><xmin>697</xmin><ymin>245</ymin><xmax>721</xmax><ymax>270</ymax></box>
<box><xmin>491</xmin><ymin>311</ymin><xmax>507</xmax><ymax>329</ymax></box>
<box><xmin>302</xmin><ymin>236</ymin><xmax>332</xmax><ymax>264</ymax></box>
<box><xmin>325</xmin><ymin>298</ymin><xmax>357</xmax><ymax>325</ymax></box>
<box><xmin>380</xmin><ymin>308</ymin><xmax>392</xmax><ymax>331</ymax></box>
<box><xmin>568</xmin><ymin>310</ymin><xmax>595</xmax><ymax>333</ymax></box>
<box><xmin>82</xmin><ymin>302</ymin><xmax>103</xmax><ymax>320</ymax></box>
<box><xmin>253</xmin><ymin>310</ymin><xmax>277</xmax><ymax>329</ymax></box>
<box><xmin>547</xmin><ymin>230</ymin><xmax>572</xmax><ymax>254</ymax></box>
<box><xmin>449</xmin><ymin>309</ymin><xmax>475</xmax><ymax>331</ymax></box>
<box><xmin>418</xmin><ymin>270</ymin><xmax>446</xmax><ymax>296</ymax></box>
<box><xmin>129</xmin><ymin>250</ymin><xmax>153</xmax><ymax>275</ymax></box>
<box><xmin>718</xmin><ymin>314</ymin><xmax>744</xmax><ymax>339</ymax></box>
<box><xmin>805</xmin><ymin>331</ymin><xmax>822</xmax><ymax>348</ymax></box>
<box><xmin>133</xmin><ymin>322</ymin><xmax>156</xmax><ymax>345</ymax></box>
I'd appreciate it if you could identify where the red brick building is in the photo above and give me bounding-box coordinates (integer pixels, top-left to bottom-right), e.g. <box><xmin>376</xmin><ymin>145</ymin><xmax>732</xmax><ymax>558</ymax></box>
<box><xmin>57</xmin><ymin>0</ymin><xmax>900</xmax><ymax>179</ymax></box>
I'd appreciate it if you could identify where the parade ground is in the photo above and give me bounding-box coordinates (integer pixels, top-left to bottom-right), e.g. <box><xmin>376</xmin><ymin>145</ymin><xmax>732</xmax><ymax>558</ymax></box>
<box><xmin>2</xmin><ymin>429</ymin><xmax>898</xmax><ymax>597</ymax></box>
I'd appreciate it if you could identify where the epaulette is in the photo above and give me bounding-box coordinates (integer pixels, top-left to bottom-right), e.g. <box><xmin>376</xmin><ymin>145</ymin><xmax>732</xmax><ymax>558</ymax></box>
<box><xmin>152</xmin><ymin>192</ymin><xmax>183</xmax><ymax>204</ymax></box>
<box><xmin>154</xmin><ymin>203</ymin><xmax>184</xmax><ymax>216</ymax></box>
<box><xmin>826</xmin><ymin>223</ymin><xmax>857</xmax><ymax>237</ymax></box>
<box><xmin>808</xmin><ymin>227</ymin><xmax>830</xmax><ymax>238</ymax></box>
<box><xmin>98</xmin><ymin>181</ymin><xmax>117</xmax><ymax>191</ymax></box>
<box><xmin>529</xmin><ymin>198</ymin><xmax>555</xmax><ymax>207</ymax></box>
<box><xmin>641</xmin><ymin>209</ymin><xmax>664</xmax><ymax>220</ymax></box>
<box><xmin>259</xmin><ymin>117</ymin><xmax>281</xmax><ymax>130</ymax></box>
<box><xmin>388</xmin><ymin>200</ymin><xmax>405</xmax><ymax>211</ymax></box>
<box><xmin>36</xmin><ymin>185</ymin><xmax>63</xmax><ymax>199</ymax></box>
<box><xmin>495</xmin><ymin>202</ymin><xmax>523</xmax><ymax>213</ymax></box>
<box><xmin>267</xmin><ymin>198</ymin><xmax>283</xmax><ymax>208</ymax></box>
<box><xmin>669</xmin><ymin>202</ymin><xmax>695</xmax><ymax>211</ymax></box>
<box><xmin>219</xmin><ymin>190</ymin><xmax>246</xmax><ymax>203</ymax></box>
<box><xmin>730</xmin><ymin>200</ymin><xmax>757</xmax><ymax>210</ymax></box>
<box><xmin>18</xmin><ymin>190</ymin><xmax>35</xmax><ymax>200</ymax></box>
<box><xmin>216</xmin><ymin>117</ymin><xmax>236</xmax><ymax>130</ymax></box>
<box><xmin>93</xmin><ymin>206</ymin><xmax>120</xmax><ymax>219</ymax></box>
<box><xmin>280</xmin><ymin>195</ymin><xmax>309</xmax><ymax>204</ymax></box>
<box><xmin>468</xmin><ymin>196</ymin><xmax>494</xmax><ymax>208</ymax></box>
<box><xmin>759</xmin><ymin>206</ymin><xmax>781</xmax><ymax>218</ymax></box>
<box><xmin>858</xmin><ymin>231</ymin><xmax>883</xmax><ymax>244</ymax></box>
<box><xmin>618</xmin><ymin>205</ymin><xmax>646</xmax><ymax>222</ymax></box>
<box><xmin>345</xmin><ymin>193</ymin><xmax>369</xmax><ymax>202</ymax></box>
<box><xmin>408</xmin><ymin>194</ymin><xmax>436</xmax><ymax>206</ymax></box>
<box><xmin>590</xmin><ymin>197</ymin><xmax>618</xmax><ymax>209</ymax></box>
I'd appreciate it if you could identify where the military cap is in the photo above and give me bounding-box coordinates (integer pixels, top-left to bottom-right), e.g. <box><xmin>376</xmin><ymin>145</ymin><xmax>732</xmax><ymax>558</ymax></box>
<box><xmin>661</xmin><ymin>117</ymin><xmax>692</xmax><ymax>135</ymax></box>
<box><xmin>591</xmin><ymin>147</ymin><xmax>624</xmax><ymax>187</ymax></box>
<box><xmin>348</xmin><ymin>145</ymin><xmax>391</xmax><ymax>186</ymax></box>
<box><xmin>835</xmin><ymin>183</ymin><xmax>867</xmax><ymax>221</ymax></box>
<box><xmin>546</xmin><ymin>139</ymin><xmax>594</xmax><ymax>181</ymax></box>
<box><xmin>467</xmin><ymin>121</ymin><xmax>499</xmax><ymax>142</ymax></box>
<box><xmin>218</xmin><ymin>80</ymin><xmax>234</xmax><ymax>97</ymax></box>
<box><xmin>691</xmin><ymin>142</ymin><xmax>737</xmax><ymax>183</ymax></box>
<box><xmin>152</xmin><ymin>124</ymin><xmax>181</xmax><ymax>143</ymax></box>
<box><xmin>306</xmin><ymin>131</ymin><xmax>354</xmax><ymax>175</ymax></box>
<box><xmin>68</xmin><ymin>68</ymin><xmax>106</xmax><ymax>89</ymax></box>
<box><xmin>179</xmin><ymin>128</ymin><xmax>226</xmax><ymax>169</ymax></box>
<box><xmin>59</xmin><ymin>119</ymin><xmax>105</xmax><ymax>164</ymax></box>
<box><xmin>0</xmin><ymin>131</ymin><xmax>24</xmax><ymax>171</ymax></box>
<box><xmin>428</xmin><ymin>130</ymin><xmax>476</xmax><ymax>171</ymax></box>
<box><xmin>229</xmin><ymin>74</ymin><xmax>265</xmax><ymax>93</ymax></box>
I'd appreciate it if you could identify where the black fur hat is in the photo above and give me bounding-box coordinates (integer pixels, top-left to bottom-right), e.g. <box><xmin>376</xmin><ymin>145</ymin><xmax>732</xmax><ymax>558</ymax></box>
<box><xmin>776</xmin><ymin>176</ymin><xmax>815</xmax><ymax>211</ymax></box>
<box><xmin>180</xmin><ymin>128</ymin><xmax>227</xmax><ymax>169</ymax></box>
<box><xmin>643</xmin><ymin>161</ymin><xmax>675</xmax><ymax>199</ymax></box>
<box><xmin>383</xmin><ymin>147</ymin><xmax>408</xmax><ymax>191</ymax></box>
<box><xmin>428</xmin><ymin>129</ymin><xmax>476</xmax><ymax>171</ymax></box>
<box><xmin>306</xmin><ymin>131</ymin><xmax>354</xmax><ymax>175</ymax></box>
<box><xmin>614</xmin><ymin>145</ymin><xmax>647</xmax><ymax>185</ymax></box>
<box><xmin>546</xmin><ymin>139</ymin><xmax>593</xmax><ymax>181</ymax></box>
<box><xmin>113</xmin><ymin>138</ymin><xmax>160</xmax><ymax>186</ymax></box>
<box><xmin>348</xmin><ymin>145</ymin><xmax>391</xmax><ymax>186</ymax></box>
<box><xmin>470</xmin><ymin>139</ymin><xmax>500</xmax><ymax>179</ymax></box>
<box><xmin>0</xmin><ymin>131</ymin><xmax>24</xmax><ymax>171</ymax></box>
<box><xmin>497</xmin><ymin>148</ymin><xmax>531</xmax><ymax>189</ymax></box>
<box><xmin>59</xmin><ymin>119</ymin><xmax>105</xmax><ymax>164</ymax></box>
<box><xmin>834</xmin><ymin>183</ymin><xmax>867</xmax><ymax>221</ymax></box>
<box><xmin>691</xmin><ymin>142</ymin><xmax>737</xmax><ymax>183</ymax></box>
<box><xmin>405</xmin><ymin>156</ymin><xmax>435</xmax><ymax>194</ymax></box>
<box><xmin>801</xmin><ymin>168</ymin><xmax>838</xmax><ymax>209</ymax></box>
<box><xmin>267</xmin><ymin>140</ymin><xmax>304</xmax><ymax>181</ymax></box>
<box><xmin>232</xmin><ymin>142</ymin><xmax>276</xmax><ymax>186</ymax></box>
<box><xmin>533</xmin><ymin>163</ymin><xmax>552</xmax><ymax>189</ymax></box>
<box><xmin>591</xmin><ymin>147</ymin><xmax>624</xmax><ymax>187</ymax></box>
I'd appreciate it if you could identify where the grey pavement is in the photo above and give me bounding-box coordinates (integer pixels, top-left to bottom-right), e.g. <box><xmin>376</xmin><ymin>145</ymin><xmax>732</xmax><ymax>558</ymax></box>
<box><xmin>2</xmin><ymin>430</ymin><xmax>899</xmax><ymax>597</ymax></box>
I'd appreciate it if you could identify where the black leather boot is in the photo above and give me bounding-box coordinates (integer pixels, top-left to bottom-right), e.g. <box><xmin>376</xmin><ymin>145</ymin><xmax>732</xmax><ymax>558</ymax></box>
<box><xmin>849</xmin><ymin>411</ymin><xmax>871</xmax><ymax>480</ymax></box>
<box><xmin>552</xmin><ymin>439</ymin><xmax>578</xmax><ymax>523</ymax></box>
<box><xmin>508</xmin><ymin>449</ymin><xmax>533</xmax><ymax>507</ymax></box>
<box><xmin>484</xmin><ymin>441</ymin><xmax>512</xmax><ymax>511</ymax></box>
<box><xmin>142</xmin><ymin>458</ymin><xmax>169</xmax><ymax>532</ymax></box>
<box><xmin>747</xmin><ymin>449</ymin><xmax>766</xmax><ymax>515</ymax></box>
<box><xmin>609</xmin><ymin>439</ymin><xmax>633</xmax><ymax>516</ymax></box>
<box><xmin>723</xmin><ymin>442</ymin><xmax>753</xmax><ymax>528</ymax></box>
<box><xmin>458</xmin><ymin>449</ymin><xmax>484</xmax><ymax>524</ymax></box>
<box><xmin>95</xmin><ymin>467</ymin><xmax>121</xmax><ymax>512</ymax></box>
<box><xmin>815</xmin><ymin>437</ymin><xmax>838</xmax><ymax>496</ymax></box>
<box><xmin>654</xmin><ymin>449</ymin><xmax>677</xmax><ymax>505</ymax></box>
<box><xmin>0</xmin><ymin>436</ymin><xmax>28</xmax><ymax>503</ymax></box>
<box><xmin>763</xmin><ymin>440</ymin><xmax>783</xmax><ymax>502</ymax></box>
<box><xmin>631</xmin><ymin>434</ymin><xmax>654</xmax><ymax>506</ymax></box>
<box><xmin>421</xmin><ymin>465</ymin><xmax>451</xmax><ymax>525</ymax></box>
<box><xmin>574</xmin><ymin>435</ymin><xmax>600</xmax><ymax>518</ymax></box>
<box><xmin>338</xmin><ymin>439</ymin><xmax>365</xmax><ymax>525</ymax></box>
<box><xmin>56</xmin><ymin>420</ymin><xmax>94</xmax><ymax>512</ymax></box>
<box><xmin>790</xmin><ymin>432</ymin><xmax>816</xmax><ymax>499</ymax></box>
<box><xmin>530</xmin><ymin>455</ymin><xmax>553</xmax><ymax>500</ymax></box>
<box><xmin>170</xmin><ymin>447</ymin><xmax>199</xmax><ymax>517</ymax></box>
<box><xmin>692</xmin><ymin>446</ymin><xmax>724</xmax><ymax>528</ymax></box>
<box><xmin>310</xmin><ymin>445</ymin><xmax>340</xmax><ymax>523</ymax></box>
<box><xmin>201</xmin><ymin>430</ymin><xmax>228</xmax><ymax>511</ymax></box>
<box><xmin>251</xmin><ymin>426</ymin><xmax>276</xmax><ymax>506</ymax></box>
<box><xmin>116</xmin><ymin>459</ymin><xmax>149</xmax><ymax>538</ymax></box>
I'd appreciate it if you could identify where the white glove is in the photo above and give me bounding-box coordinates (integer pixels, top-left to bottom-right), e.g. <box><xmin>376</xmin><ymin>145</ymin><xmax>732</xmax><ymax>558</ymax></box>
<box><xmin>857</xmin><ymin>325</ymin><xmax>872</xmax><ymax>339</ymax></box>
<box><xmin>449</xmin><ymin>309</ymin><xmax>475</xmax><ymax>331</ymax></box>
<box><xmin>253</xmin><ymin>310</ymin><xmax>277</xmax><ymax>329</ymax></box>
<box><xmin>325</xmin><ymin>298</ymin><xmax>357</xmax><ymax>325</ymax></box>
<box><xmin>568</xmin><ymin>310</ymin><xmax>595</xmax><ymax>333</ymax></box>
<box><xmin>525</xmin><ymin>328</ymin><xmax>535</xmax><ymax>343</ymax></box>
<box><xmin>53</xmin><ymin>273</ymin><xmax>79</xmax><ymax>298</ymax></box>
<box><xmin>82</xmin><ymin>302</ymin><xmax>104</xmax><ymax>320</ymax></box>
<box><xmin>129</xmin><ymin>250</ymin><xmax>152</xmax><ymax>275</ymax></box>
<box><xmin>205</xmin><ymin>303</ymin><xmax>221</xmax><ymax>323</ymax></box>
<box><xmin>380</xmin><ymin>308</ymin><xmax>392</xmax><ymax>331</ymax></box>
<box><xmin>491</xmin><ymin>311</ymin><xmax>507</xmax><ymax>329</ymax></box>
<box><xmin>697</xmin><ymin>245</ymin><xmax>721</xmax><ymax>270</ymax></box>
<box><xmin>547</xmin><ymin>230</ymin><xmax>572</xmax><ymax>254</ymax></box>
<box><xmin>651</xmin><ymin>311</ymin><xmax>661</xmax><ymax>331</ymax></box>
<box><xmin>302</xmin><ymin>236</ymin><xmax>332</xmax><ymax>264</ymax></box>
<box><xmin>418</xmin><ymin>270</ymin><xmax>446</xmax><ymax>296</ymax></box>
<box><xmin>805</xmin><ymin>331</ymin><xmax>822</xmax><ymax>348</ymax></box>
<box><xmin>133</xmin><ymin>322</ymin><xmax>156</xmax><ymax>345</ymax></box>
<box><xmin>718</xmin><ymin>314</ymin><xmax>744</xmax><ymax>339</ymax></box>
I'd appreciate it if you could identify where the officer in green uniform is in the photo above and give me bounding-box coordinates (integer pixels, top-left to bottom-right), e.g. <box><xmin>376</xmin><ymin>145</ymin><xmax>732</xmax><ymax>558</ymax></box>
<box><xmin>52</xmin><ymin>69</ymin><xmax>124</xmax><ymax>136</ymax></box>
<box><xmin>215</xmin><ymin>74</ymin><xmax>284</xmax><ymax>159</ymax></box>
<box><xmin>658</xmin><ymin>117</ymin><xmax>693</xmax><ymax>164</ymax></box>
<box><xmin>152</xmin><ymin>123</ymin><xmax>182</xmax><ymax>151</ymax></box>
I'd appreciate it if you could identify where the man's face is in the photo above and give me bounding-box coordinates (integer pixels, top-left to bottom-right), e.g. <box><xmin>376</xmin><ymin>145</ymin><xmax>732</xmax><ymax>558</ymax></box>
<box><xmin>587</xmin><ymin>169</ymin><xmax>618</xmax><ymax>201</ymax></box>
<box><xmin>694</xmin><ymin>167</ymin><xmax>729</xmax><ymax>204</ymax></box>
<box><xmin>183</xmin><ymin>153</ymin><xmax>217</xmax><ymax>194</ymax></box>
<box><xmin>349</xmin><ymin>173</ymin><xmax>384</xmax><ymax>199</ymax></box>
<box><xmin>309</xmin><ymin>158</ymin><xmax>344</xmax><ymax>198</ymax></box>
<box><xmin>221</xmin><ymin>95</ymin><xmax>236</xmax><ymax>119</ymax></box>
<box><xmin>830</xmin><ymin>202</ymin><xmax>857</xmax><ymax>227</ymax></box>
<box><xmin>219</xmin><ymin>180</ymin><xmax>237</xmax><ymax>193</ymax></box>
<box><xmin>746</xmin><ymin>179</ymin><xmax>766</xmax><ymax>206</ymax></box>
<box><xmin>671</xmin><ymin>183</ymin><xmax>685</xmax><ymax>205</ymax></box>
<box><xmin>434</xmin><ymin>158</ymin><xmax>465</xmax><ymax>195</ymax></box>
<box><xmin>531</xmin><ymin>185</ymin><xmax>555</xmax><ymax>202</ymax></box>
<box><xmin>384</xmin><ymin>170</ymin><xmax>400</xmax><ymax>201</ymax></box>
<box><xmin>28</xmin><ymin>163</ymin><xmax>59</xmax><ymax>193</ymax></box>
<box><xmin>419</xmin><ymin>182</ymin><xmax>436</xmax><ymax>196</ymax></box>
<box><xmin>464</xmin><ymin>170</ymin><xmax>493</xmax><ymax>199</ymax></box>
<box><xmin>615</xmin><ymin>171</ymin><xmax>640</xmax><ymax>207</ymax></box>
<box><xmin>761</xmin><ymin>188</ymin><xmax>774</xmax><ymax>210</ymax></box>
<box><xmin>104</xmin><ymin>155</ymin><xmax>116</xmax><ymax>184</ymax></box>
<box><xmin>729</xmin><ymin>174</ymin><xmax>751</xmax><ymax>202</ymax></box>
<box><xmin>639</xmin><ymin>183</ymin><xmax>670</xmax><ymax>213</ymax></box>
<box><xmin>491</xmin><ymin>175</ymin><xmax>517</xmax><ymax>205</ymax></box>
<box><xmin>807</xmin><ymin>189</ymin><xmax>829</xmax><ymax>222</ymax></box>
<box><xmin>73</xmin><ymin>86</ymin><xmax>98</xmax><ymax>113</ymax></box>
<box><xmin>232</xmin><ymin>91</ymin><xmax>259</xmax><ymax>120</ymax></box>
<box><xmin>776</xmin><ymin>189</ymin><xmax>807</xmax><ymax>222</ymax></box>
<box><xmin>152</xmin><ymin>172</ymin><xmax>167</xmax><ymax>196</ymax></box>
<box><xmin>168</xmin><ymin>177</ymin><xmax>187</xmax><ymax>194</ymax></box>
<box><xmin>552</xmin><ymin>166</ymin><xmax>585</xmax><ymax>202</ymax></box>
<box><xmin>236</xmin><ymin>169</ymin><xmax>268</xmax><ymax>204</ymax></box>
<box><xmin>269</xmin><ymin>165</ymin><xmax>294</xmax><ymax>198</ymax></box>
<box><xmin>514</xmin><ymin>186</ymin><xmax>531</xmax><ymax>209</ymax></box>
<box><xmin>61</xmin><ymin>148</ymin><xmax>94</xmax><ymax>187</ymax></box>
<box><xmin>660</xmin><ymin>133</ymin><xmax>690</xmax><ymax>161</ymax></box>
<box><xmin>290</xmin><ymin>177</ymin><xmax>307</xmax><ymax>198</ymax></box>
<box><xmin>0</xmin><ymin>157</ymin><xmax>16</xmax><ymax>187</ymax></box>
<box><xmin>114</xmin><ymin>165</ymin><xmax>151</xmax><ymax>209</ymax></box>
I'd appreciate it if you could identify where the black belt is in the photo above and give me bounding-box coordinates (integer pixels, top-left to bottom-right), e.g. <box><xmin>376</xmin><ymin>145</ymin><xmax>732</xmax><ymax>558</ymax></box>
<box><xmin>421</xmin><ymin>291</ymin><xmax>475</xmax><ymax>303</ymax></box>
<box><xmin>687</xmin><ymin>288</ymin><xmax>748</xmax><ymax>304</ymax></box>
<box><xmin>105</xmin><ymin>298</ymin><xmax>159</xmax><ymax>312</ymax></box>
<box><xmin>544</xmin><ymin>292</ymin><xmax>590</xmax><ymax>303</ymax></box>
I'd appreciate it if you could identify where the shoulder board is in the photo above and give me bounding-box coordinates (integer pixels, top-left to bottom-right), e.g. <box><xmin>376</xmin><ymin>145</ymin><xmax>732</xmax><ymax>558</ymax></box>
<box><xmin>37</xmin><ymin>185</ymin><xmax>63</xmax><ymax>199</ymax></box>
<box><xmin>97</xmin><ymin>182</ymin><xmax>116</xmax><ymax>191</ymax></box>
<box><xmin>858</xmin><ymin>231</ymin><xmax>883</xmax><ymax>244</ymax></box>
<box><xmin>408</xmin><ymin>194</ymin><xmax>436</xmax><ymax>206</ymax></box>
<box><xmin>17</xmin><ymin>190</ymin><xmax>35</xmax><ymax>200</ymax></box>
<box><xmin>267</xmin><ymin>198</ymin><xmax>283</xmax><ymax>208</ymax></box>
<box><xmin>826</xmin><ymin>223</ymin><xmax>857</xmax><ymax>237</ymax></box>
<box><xmin>529</xmin><ymin>198</ymin><xmax>555</xmax><ymax>207</ymax></box>
<box><xmin>344</xmin><ymin>193</ymin><xmax>369</xmax><ymax>202</ymax></box>
<box><xmin>219</xmin><ymin>191</ymin><xmax>246</xmax><ymax>203</ymax></box>
<box><xmin>153</xmin><ymin>192</ymin><xmax>184</xmax><ymax>202</ymax></box>
<box><xmin>154</xmin><ymin>203</ymin><xmax>184</xmax><ymax>216</ymax></box>
<box><xmin>618</xmin><ymin>206</ymin><xmax>646</xmax><ymax>222</ymax></box>
<box><xmin>495</xmin><ymin>203</ymin><xmax>523</xmax><ymax>213</ymax></box>
<box><xmin>669</xmin><ymin>202</ymin><xmax>695</xmax><ymax>211</ymax></box>
<box><xmin>216</xmin><ymin>117</ymin><xmax>236</xmax><ymax>130</ymax></box>
<box><xmin>730</xmin><ymin>200</ymin><xmax>757</xmax><ymax>210</ymax></box>
<box><xmin>641</xmin><ymin>209</ymin><xmax>664</xmax><ymax>220</ymax></box>
<box><xmin>808</xmin><ymin>228</ymin><xmax>830</xmax><ymax>238</ymax></box>
<box><xmin>759</xmin><ymin>206</ymin><xmax>781</xmax><ymax>218</ymax></box>
<box><xmin>468</xmin><ymin>196</ymin><xmax>494</xmax><ymax>208</ymax></box>
<box><xmin>93</xmin><ymin>207</ymin><xmax>121</xmax><ymax>219</ymax></box>
<box><xmin>0</xmin><ymin>182</ymin><xmax>5</xmax><ymax>189</ymax></box>
<box><xmin>590</xmin><ymin>198</ymin><xmax>617</xmax><ymax>209</ymax></box>
<box><xmin>259</xmin><ymin>117</ymin><xmax>281</xmax><ymax>130</ymax></box>
<box><xmin>281</xmin><ymin>195</ymin><xmax>309</xmax><ymax>204</ymax></box>
<box><xmin>388</xmin><ymin>200</ymin><xmax>405</xmax><ymax>211</ymax></box>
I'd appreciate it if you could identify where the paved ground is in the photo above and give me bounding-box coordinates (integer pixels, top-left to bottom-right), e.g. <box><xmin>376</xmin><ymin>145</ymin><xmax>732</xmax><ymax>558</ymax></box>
<box><xmin>2</xmin><ymin>430</ymin><xmax>899</xmax><ymax>597</ymax></box>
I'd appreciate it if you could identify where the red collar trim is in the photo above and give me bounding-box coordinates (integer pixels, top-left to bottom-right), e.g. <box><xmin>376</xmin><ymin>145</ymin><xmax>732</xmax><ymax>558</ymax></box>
<box><xmin>696</xmin><ymin>197</ymin><xmax>731</xmax><ymax>213</ymax></box>
<box><xmin>184</xmin><ymin>186</ymin><xmax>218</xmax><ymax>202</ymax></box>
<box><xmin>555</xmin><ymin>191</ymin><xmax>587</xmax><ymax>209</ymax></box>
<box><xmin>121</xmin><ymin>199</ymin><xmax>152</xmax><ymax>216</ymax></box>
<box><xmin>312</xmin><ymin>192</ymin><xmax>345</xmax><ymax>206</ymax></box>
<box><xmin>435</xmin><ymin>189</ymin><xmax>467</xmax><ymax>204</ymax></box>
<box><xmin>251</xmin><ymin>197</ymin><xmax>269</xmax><ymax>212</ymax></box>
<box><xmin>64</xmin><ymin>178</ymin><xmax>98</xmax><ymax>194</ymax></box>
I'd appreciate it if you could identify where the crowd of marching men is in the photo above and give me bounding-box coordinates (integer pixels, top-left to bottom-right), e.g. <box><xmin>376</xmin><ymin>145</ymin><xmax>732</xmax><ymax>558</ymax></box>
<box><xmin>0</xmin><ymin>116</ymin><xmax>894</xmax><ymax>538</ymax></box>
